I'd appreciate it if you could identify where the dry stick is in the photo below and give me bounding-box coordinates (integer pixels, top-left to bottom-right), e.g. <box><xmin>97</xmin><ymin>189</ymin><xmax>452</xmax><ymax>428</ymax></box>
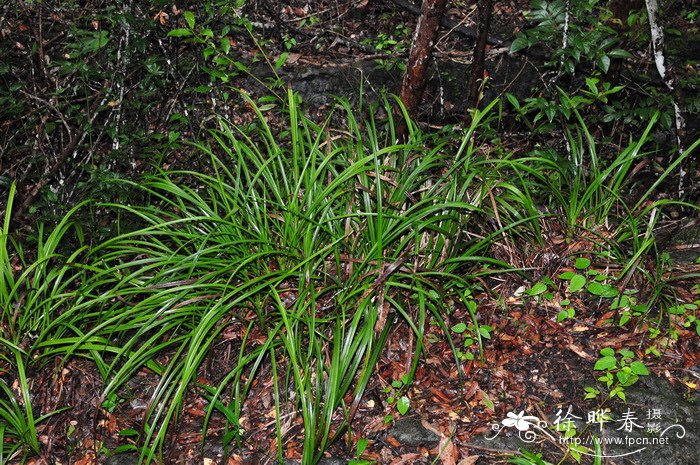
<box><xmin>20</xmin><ymin>91</ymin><xmax>73</xmax><ymax>142</ymax></box>
<box><xmin>35</xmin><ymin>2</ymin><xmax>46</xmax><ymax>80</ymax></box>
<box><xmin>465</xmin><ymin>0</ymin><xmax>494</xmax><ymax>113</ymax></box>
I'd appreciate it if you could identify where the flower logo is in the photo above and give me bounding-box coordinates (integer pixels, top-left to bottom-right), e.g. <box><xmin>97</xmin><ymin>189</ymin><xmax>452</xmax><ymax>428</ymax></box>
<box><xmin>502</xmin><ymin>411</ymin><xmax>540</xmax><ymax>431</ymax></box>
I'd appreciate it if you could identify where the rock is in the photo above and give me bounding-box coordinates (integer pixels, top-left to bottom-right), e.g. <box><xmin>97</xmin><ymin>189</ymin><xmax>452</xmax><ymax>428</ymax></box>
<box><xmin>271</xmin><ymin>54</ymin><xmax>542</xmax><ymax>124</ymax></box>
<box><xmin>664</xmin><ymin>221</ymin><xmax>700</xmax><ymax>265</ymax></box>
<box><xmin>469</xmin><ymin>375</ymin><xmax>699</xmax><ymax>464</ymax></box>
<box><xmin>103</xmin><ymin>453</ymin><xmax>139</xmax><ymax>465</ymax></box>
<box><xmin>388</xmin><ymin>416</ymin><xmax>440</xmax><ymax>448</ymax></box>
<box><xmin>318</xmin><ymin>459</ymin><xmax>348</xmax><ymax>465</ymax></box>
<box><xmin>282</xmin><ymin>457</ymin><xmax>347</xmax><ymax>465</ymax></box>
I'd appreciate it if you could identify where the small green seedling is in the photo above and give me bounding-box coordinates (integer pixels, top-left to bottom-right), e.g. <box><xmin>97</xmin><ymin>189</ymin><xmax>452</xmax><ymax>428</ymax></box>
<box><xmin>588</xmin><ymin>347</ymin><xmax>649</xmax><ymax>401</ymax></box>
<box><xmin>507</xmin><ymin>448</ymin><xmax>555</xmax><ymax>465</ymax></box>
<box><xmin>382</xmin><ymin>374</ymin><xmax>411</xmax><ymax>422</ymax></box>
<box><xmin>348</xmin><ymin>437</ymin><xmax>374</xmax><ymax>465</ymax></box>
<box><xmin>558</xmin><ymin>257</ymin><xmax>591</xmax><ymax>293</ymax></box>
<box><xmin>610</xmin><ymin>291</ymin><xmax>647</xmax><ymax>326</ymax></box>
<box><xmin>556</xmin><ymin>298</ymin><xmax>575</xmax><ymax>322</ymax></box>
<box><xmin>451</xmin><ymin>321</ymin><xmax>493</xmax><ymax>361</ymax></box>
<box><xmin>668</xmin><ymin>301</ymin><xmax>700</xmax><ymax>336</ymax></box>
<box><xmin>558</xmin><ymin>256</ymin><xmax>618</xmax><ymax>298</ymax></box>
<box><xmin>525</xmin><ymin>276</ymin><xmax>555</xmax><ymax>300</ymax></box>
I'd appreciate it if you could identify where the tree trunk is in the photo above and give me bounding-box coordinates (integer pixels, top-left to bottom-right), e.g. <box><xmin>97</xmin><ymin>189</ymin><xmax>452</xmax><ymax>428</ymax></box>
<box><xmin>644</xmin><ymin>0</ymin><xmax>692</xmax><ymax>197</ymax></box>
<box><xmin>395</xmin><ymin>0</ymin><xmax>448</xmax><ymax>142</ymax></box>
<box><xmin>645</xmin><ymin>0</ymin><xmax>685</xmax><ymax>148</ymax></box>
<box><xmin>466</xmin><ymin>0</ymin><xmax>494</xmax><ymax>113</ymax></box>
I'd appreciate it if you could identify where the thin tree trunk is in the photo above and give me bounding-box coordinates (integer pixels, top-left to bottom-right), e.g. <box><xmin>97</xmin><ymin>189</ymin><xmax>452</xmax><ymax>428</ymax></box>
<box><xmin>395</xmin><ymin>0</ymin><xmax>448</xmax><ymax>142</ymax></box>
<box><xmin>466</xmin><ymin>0</ymin><xmax>494</xmax><ymax>112</ymax></box>
<box><xmin>645</xmin><ymin>0</ymin><xmax>690</xmax><ymax>196</ymax></box>
<box><xmin>645</xmin><ymin>0</ymin><xmax>685</xmax><ymax>149</ymax></box>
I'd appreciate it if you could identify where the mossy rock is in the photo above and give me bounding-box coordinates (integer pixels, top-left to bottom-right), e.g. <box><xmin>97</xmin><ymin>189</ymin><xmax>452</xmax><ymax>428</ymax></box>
<box><xmin>665</xmin><ymin>222</ymin><xmax>700</xmax><ymax>265</ymax></box>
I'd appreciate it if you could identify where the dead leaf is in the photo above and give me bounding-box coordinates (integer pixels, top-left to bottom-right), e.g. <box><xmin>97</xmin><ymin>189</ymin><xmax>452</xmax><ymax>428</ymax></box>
<box><xmin>595</xmin><ymin>310</ymin><xmax>616</xmax><ymax>325</ymax></box>
<box><xmin>153</xmin><ymin>11</ymin><xmax>169</xmax><ymax>25</ymax></box>
<box><xmin>463</xmin><ymin>381</ymin><xmax>479</xmax><ymax>402</ymax></box>
<box><xmin>227</xmin><ymin>454</ymin><xmax>243</xmax><ymax>465</ymax></box>
<box><xmin>437</xmin><ymin>435</ymin><xmax>458</xmax><ymax>465</ymax></box>
<box><xmin>389</xmin><ymin>453</ymin><xmax>421</xmax><ymax>465</ymax></box>
<box><xmin>288</xmin><ymin>6</ymin><xmax>308</xmax><ymax>17</ymax></box>
<box><xmin>457</xmin><ymin>455</ymin><xmax>480</xmax><ymax>465</ymax></box>
<box><xmin>286</xmin><ymin>53</ymin><xmax>301</xmax><ymax>64</ymax></box>
<box><xmin>568</xmin><ymin>343</ymin><xmax>592</xmax><ymax>359</ymax></box>
<box><xmin>73</xmin><ymin>453</ymin><xmax>95</xmax><ymax>465</ymax></box>
<box><xmin>421</xmin><ymin>418</ymin><xmax>443</xmax><ymax>436</ymax></box>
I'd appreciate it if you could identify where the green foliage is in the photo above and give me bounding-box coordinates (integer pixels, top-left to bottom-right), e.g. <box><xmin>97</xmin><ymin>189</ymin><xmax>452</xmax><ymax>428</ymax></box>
<box><xmin>559</xmin><ymin>258</ymin><xmax>618</xmax><ymax>299</ymax></box>
<box><xmin>2</xmin><ymin>87</ymin><xmax>697</xmax><ymax>462</ymax></box>
<box><xmin>362</xmin><ymin>25</ymin><xmax>410</xmax><ymax>71</ymax></box>
<box><xmin>589</xmin><ymin>347</ymin><xmax>649</xmax><ymax>401</ymax></box>
<box><xmin>451</xmin><ymin>301</ymin><xmax>493</xmax><ymax>363</ymax></box>
<box><xmin>11</xmin><ymin>92</ymin><xmax>504</xmax><ymax>464</ymax></box>
<box><xmin>511</xmin><ymin>0</ymin><xmax>630</xmax><ymax>75</ymax></box>
<box><xmin>668</xmin><ymin>301</ymin><xmax>700</xmax><ymax>337</ymax></box>
<box><xmin>508</xmin><ymin>1</ymin><xmax>687</xmax><ymax>139</ymax></box>
<box><xmin>507</xmin><ymin>78</ymin><xmax>623</xmax><ymax>134</ymax></box>
<box><xmin>165</xmin><ymin>5</ymin><xmax>279</xmax><ymax>89</ymax></box>
<box><xmin>0</xmin><ymin>0</ymin><xmax>260</xmax><ymax>222</ymax></box>
<box><xmin>506</xmin><ymin>99</ymin><xmax>700</xmax><ymax>263</ymax></box>
<box><xmin>348</xmin><ymin>436</ymin><xmax>373</xmax><ymax>465</ymax></box>
<box><xmin>2</xmin><ymin>3</ymin><xmax>699</xmax><ymax>463</ymax></box>
<box><xmin>0</xmin><ymin>3</ymin><xmax>170</xmax><ymax>218</ymax></box>
<box><xmin>508</xmin><ymin>449</ymin><xmax>555</xmax><ymax>465</ymax></box>
<box><xmin>0</xmin><ymin>184</ymin><xmax>86</xmax><ymax>462</ymax></box>
<box><xmin>383</xmin><ymin>373</ymin><xmax>412</xmax><ymax>421</ymax></box>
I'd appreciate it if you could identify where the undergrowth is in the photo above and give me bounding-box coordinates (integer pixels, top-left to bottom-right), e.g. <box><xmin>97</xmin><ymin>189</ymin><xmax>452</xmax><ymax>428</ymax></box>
<box><xmin>1</xmin><ymin>90</ymin><xmax>698</xmax><ymax>464</ymax></box>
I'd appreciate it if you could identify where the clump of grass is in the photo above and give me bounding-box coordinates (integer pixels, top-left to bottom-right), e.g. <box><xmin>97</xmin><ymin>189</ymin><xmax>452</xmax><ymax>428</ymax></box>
<box><xmin>0</xmin><ymin>183</ymin><xmax>87</xmax><ymax>463</ymax></box>
<box><xmin>53</xmin><ymin>90</ymin><xmax>509</xmax><ymax>463</ymax></box>
<box><xmin>484</xmin><ymin>105</ymin><xmax>699</xmax><ymax>280</ymax></box>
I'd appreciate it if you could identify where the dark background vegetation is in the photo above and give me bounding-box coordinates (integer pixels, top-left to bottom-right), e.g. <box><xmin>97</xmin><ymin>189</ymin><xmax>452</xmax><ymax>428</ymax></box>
<box><xmin>1</xmin><ymin>0</ymin><xmax>698</xmax><ymax>224</ymax></box>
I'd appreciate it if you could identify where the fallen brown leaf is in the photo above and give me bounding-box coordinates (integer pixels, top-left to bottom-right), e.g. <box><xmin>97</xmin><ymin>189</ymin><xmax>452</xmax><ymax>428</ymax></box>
<box><xmin>437</xmin><ymin>435</ymin><xmax>458</xmax><ymax>465</ymax></box>
<box><xmin>389</xmin><ymin>453</ymin><xmax>421</xmax><ymax>465</ymax></box>
<box><xmin>73</xmin><ymin>453</ymin><xmax>95</xmax><ymax>465</ymax></box>
<box><xmin>457</xmin><ymin>455</ymin><xmax>480</xmax><ymax>465</ymax></box>
<box><xmin>567</xmin><ymin>343</ymin><xmax>593</xmax><ymax>359</ymax></box>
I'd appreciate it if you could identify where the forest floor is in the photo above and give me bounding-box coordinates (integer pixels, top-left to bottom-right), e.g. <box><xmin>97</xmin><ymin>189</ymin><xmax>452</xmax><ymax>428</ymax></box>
<box><xmin>27</xmin><ymin>239</ymin><xmax>699</xmax><ymax>465</ymax></box>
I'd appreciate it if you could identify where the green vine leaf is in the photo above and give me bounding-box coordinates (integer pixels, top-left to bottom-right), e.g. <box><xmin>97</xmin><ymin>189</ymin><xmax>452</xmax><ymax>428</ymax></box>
<box><xmin>569</xmin><ymin>274</ymin><xmax>586</xmax><ymax>292</ymax></box>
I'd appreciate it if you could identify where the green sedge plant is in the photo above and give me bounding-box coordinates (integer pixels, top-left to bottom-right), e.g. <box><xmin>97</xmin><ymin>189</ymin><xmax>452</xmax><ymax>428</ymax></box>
<box><xmin>0</xmin><ymin>184</ymin><xmax>88</xmax><ymax>463</ymax></box>
<box><xmin>54</xmin><ymin>90</ymin><xmax>513</xmax><ymax>464</ymax></box>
